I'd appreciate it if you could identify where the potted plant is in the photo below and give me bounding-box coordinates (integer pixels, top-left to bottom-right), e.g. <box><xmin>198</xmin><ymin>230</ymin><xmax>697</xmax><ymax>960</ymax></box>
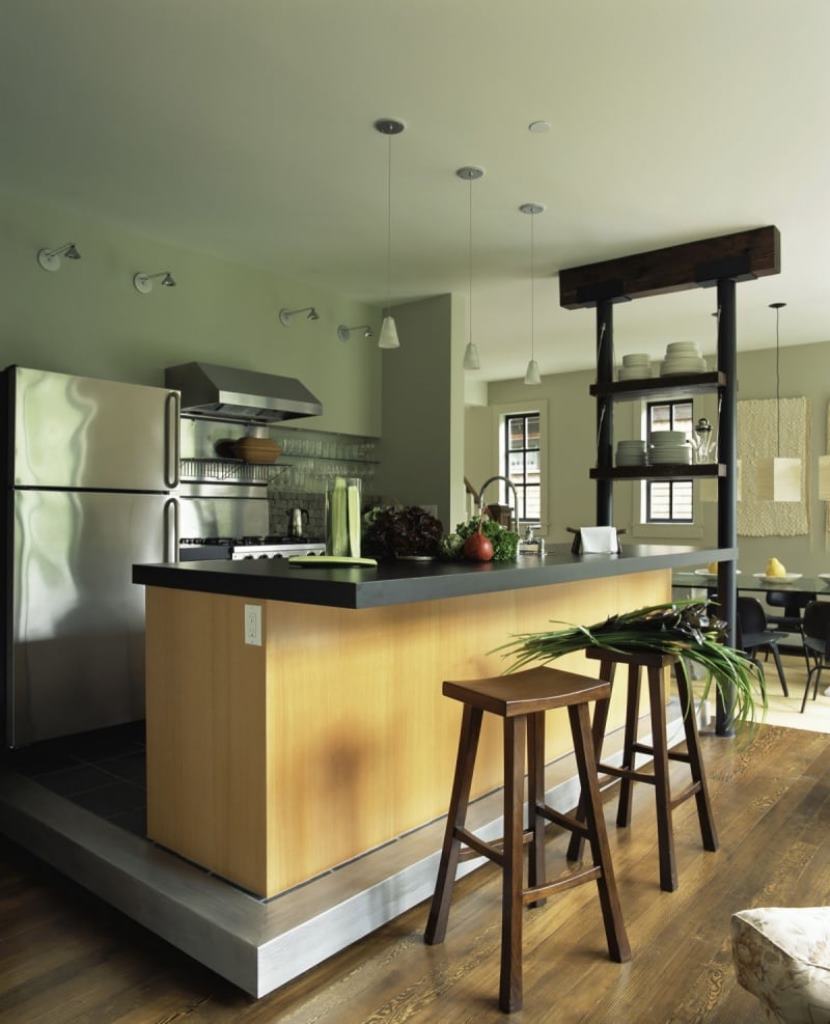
<box><xmin>495</xmin><ymin>600</ymin><xmax>765</xmax><ymax>725</ymax></box>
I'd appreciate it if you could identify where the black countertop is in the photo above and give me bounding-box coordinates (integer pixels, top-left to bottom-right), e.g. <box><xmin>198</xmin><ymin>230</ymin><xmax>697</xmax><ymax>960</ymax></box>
<box><xmin>133</xmin><ymin>543</ymin><xmax>735</xmax><ymax>610</ymax></box>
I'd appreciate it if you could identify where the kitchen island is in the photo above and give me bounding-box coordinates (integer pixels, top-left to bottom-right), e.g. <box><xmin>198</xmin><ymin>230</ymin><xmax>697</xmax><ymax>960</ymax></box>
<box><xmin>134</xmin><ymin>544</ymin><xmax>731</xmax><ymax>899</ymax></box>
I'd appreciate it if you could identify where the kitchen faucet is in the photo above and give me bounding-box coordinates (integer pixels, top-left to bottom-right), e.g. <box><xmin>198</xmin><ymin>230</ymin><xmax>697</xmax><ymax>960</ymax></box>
<box><xmin>477</xmin><ymin>476</ymin><xmax>520</xmax><ymax>534</ymax></box>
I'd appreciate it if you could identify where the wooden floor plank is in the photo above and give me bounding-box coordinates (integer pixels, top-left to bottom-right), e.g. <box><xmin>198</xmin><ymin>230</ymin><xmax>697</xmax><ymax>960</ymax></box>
<box><xmin>1</xmin><ymin>724</ymin><xmax>829</xmax><ymax>1023</ymax></box>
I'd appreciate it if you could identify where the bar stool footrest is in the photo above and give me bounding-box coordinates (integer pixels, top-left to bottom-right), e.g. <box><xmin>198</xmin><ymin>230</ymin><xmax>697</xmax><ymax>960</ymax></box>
<box><xmin>597</xmin><ymin>761</ymin><xmax>656</xmax><ymax>786</ymax></box>
<box><xmin>538</xmin><ymin>802</ymin><xmax>591</xmax><ymax>837</ymax></box>
<box><xmin>522</xmin><ymin>865</ymin><xmax>601</xmax><ymax>905</ymax></box>
<box><xmin>454</xmin><ymin>826</ymin><xmax>533</xmax><ymax>866</ymax></box>
<box><xmin>669</xmin><ymin>780</ymin><xmax>702</xmax><ymax>812</ymax></box>
<box><xmin>632</xmin><ymin>740</ymin><xmax>691</xmax><ymax>764</ymax></box>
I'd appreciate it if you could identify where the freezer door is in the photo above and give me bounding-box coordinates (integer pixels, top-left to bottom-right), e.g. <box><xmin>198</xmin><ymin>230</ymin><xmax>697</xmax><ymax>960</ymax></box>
<box><xmin>8</xmin><ymin>489</ymin><xmax>171</xmax><ymax>747</ymax></box>
<box><xmin>12</xmin><ymin>367</ymin><xmax>179</xmax><ymax>491</ymax></box>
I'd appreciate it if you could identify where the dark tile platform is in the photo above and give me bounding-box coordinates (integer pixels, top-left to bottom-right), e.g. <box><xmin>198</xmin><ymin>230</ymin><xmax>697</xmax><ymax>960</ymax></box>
<box><xmin>4</xmin><ymin>722</ymin><xmax>147</xmax><ymax>834</ymax></box>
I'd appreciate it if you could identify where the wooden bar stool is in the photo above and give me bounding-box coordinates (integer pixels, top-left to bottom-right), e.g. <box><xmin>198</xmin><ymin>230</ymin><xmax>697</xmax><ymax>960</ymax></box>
<box><xmin>566</xmin><ymin>648</ymin><xmax>718</xmax><ymax>893</ymax></box>
<box><xmin>424</xmin><ymin>665</ymin><xmax>631</xmax><ymax>1014</ymax></box>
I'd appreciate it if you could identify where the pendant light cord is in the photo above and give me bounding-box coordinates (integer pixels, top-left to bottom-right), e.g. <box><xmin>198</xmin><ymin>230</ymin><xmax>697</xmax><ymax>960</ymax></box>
<box><xmin>775</xmin><ymin>304</ymin><xmax>781</xmax><ymax>456</ymax></box>
<box><xmin>530</xmin><ymin>213</ymin><xmax>535</xmax><ymax>361</ymax></box>
<box><xmin>386</xmin><ymin>133</ymin><xmax>392</xmax><ymax>312</ymax></box>
<box><xmin>468</xmin><ymin>177</ymin><xmax>473</xmax><ymax>345</ymax></box>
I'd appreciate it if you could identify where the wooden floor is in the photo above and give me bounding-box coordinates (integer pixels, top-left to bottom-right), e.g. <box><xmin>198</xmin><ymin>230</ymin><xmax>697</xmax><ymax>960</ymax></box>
<box><xmin>2</xmin><ymin>723</ymin><xmax>829</xmax><ymax>1024</ymax></box>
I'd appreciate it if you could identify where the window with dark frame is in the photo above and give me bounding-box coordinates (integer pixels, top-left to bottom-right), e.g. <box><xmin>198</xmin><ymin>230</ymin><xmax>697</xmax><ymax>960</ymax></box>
<box><xmin>646</xmin><ymin>399</ymin><xmax>694</xmax><ymax>524</ymax></box>
<box><xmin>504</xmin><ymin>412</ymin><xmax>541</xmax><ymax>524</ymax></box>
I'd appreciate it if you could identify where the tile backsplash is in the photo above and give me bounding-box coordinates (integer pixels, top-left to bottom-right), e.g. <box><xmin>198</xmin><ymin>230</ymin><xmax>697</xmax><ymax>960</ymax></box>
<box><xmin>266</xmin><ymin>427</ymin><xmax>381</xmax><ymax>539</ymax></box>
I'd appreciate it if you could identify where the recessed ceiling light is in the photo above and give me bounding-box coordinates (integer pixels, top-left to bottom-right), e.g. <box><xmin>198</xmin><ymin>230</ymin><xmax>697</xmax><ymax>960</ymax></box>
<box><xmin>528</xmin><ymin>120</ymin><xmax>551</xmax><ymax>133</ymax></box>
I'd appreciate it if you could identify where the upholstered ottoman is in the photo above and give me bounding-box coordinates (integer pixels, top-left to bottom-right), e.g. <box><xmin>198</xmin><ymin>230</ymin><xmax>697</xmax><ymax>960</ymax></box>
<box><xmin>732</xmin><ymin>908</ymin><xmax>830</xmax><ymax>1023</ymax></box>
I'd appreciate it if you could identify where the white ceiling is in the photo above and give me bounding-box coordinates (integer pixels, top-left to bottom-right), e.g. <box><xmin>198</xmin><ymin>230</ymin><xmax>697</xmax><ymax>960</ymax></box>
<box><xmin>2</xmin><ymin>0</ymin><xmax>829</xmax><ymax>379</ymax></box>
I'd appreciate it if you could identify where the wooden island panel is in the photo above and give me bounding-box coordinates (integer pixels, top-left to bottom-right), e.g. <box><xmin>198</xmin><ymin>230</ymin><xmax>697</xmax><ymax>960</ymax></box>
<box><xmin>145</xmin><ymin>569</ymin><xmax>670</xmax><ymax>897</ymax></box>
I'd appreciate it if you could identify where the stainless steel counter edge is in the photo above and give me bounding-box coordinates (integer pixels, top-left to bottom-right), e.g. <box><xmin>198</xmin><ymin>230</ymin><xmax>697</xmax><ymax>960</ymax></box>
<box><xmin>133</xmin><ymin>544</ymin><xmax>736</xmax><ymax>610</ymax></box>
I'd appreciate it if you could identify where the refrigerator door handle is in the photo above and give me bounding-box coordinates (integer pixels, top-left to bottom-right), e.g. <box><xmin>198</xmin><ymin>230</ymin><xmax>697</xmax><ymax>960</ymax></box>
<box><xmin>165</xmin><ymin>391</ymin><xmax>181</xmax><ymax>489</ymax></box>
<box><xmin>164</xmin><ymin>498</ymin><xmax>180</xmax><ymax>562</ymax></box>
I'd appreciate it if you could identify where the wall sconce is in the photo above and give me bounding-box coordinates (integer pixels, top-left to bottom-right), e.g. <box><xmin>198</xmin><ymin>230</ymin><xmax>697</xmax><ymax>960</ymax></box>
<box><xmin>37</xmin><ymin>242</ymin><xmax>81</xmax><ymax>272</ymax></box>
<box><xmin>279</xmin><ymin>307</ymin><xmax>319</xmax><ymax>326</ymax></box>
<box><xmin>337</xmin><ymin>324</ymin><xmax>374</xmax><ymax>343</ymax></box>
<box><xmin>134</xmin><ymin>271</ymin><xmax>176</xmax><ymax>294</ymax></box>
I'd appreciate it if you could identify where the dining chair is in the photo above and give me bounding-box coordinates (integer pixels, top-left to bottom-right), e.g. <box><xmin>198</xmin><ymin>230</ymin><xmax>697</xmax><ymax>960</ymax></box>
<box><xmin>737</xmin><ymin>597</ymin><xmax>789</xmax><ymax>696</ymax></box>
<box><xmin>800</xmin><ymin>601</ymin><xmax>830</xmax><ymax>713</ymax></box>
<box><xmin>765</xmin><ymin>590</ymin><xmax>816</xmax><ymax>671</ymax></box>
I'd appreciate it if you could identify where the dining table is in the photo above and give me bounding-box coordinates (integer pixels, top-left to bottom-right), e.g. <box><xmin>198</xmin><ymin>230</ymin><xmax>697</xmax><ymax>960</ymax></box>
<box><xmin>672</xmin><ymin>570</ymin><xmax>830</xmax><ymax>598</ymax></box>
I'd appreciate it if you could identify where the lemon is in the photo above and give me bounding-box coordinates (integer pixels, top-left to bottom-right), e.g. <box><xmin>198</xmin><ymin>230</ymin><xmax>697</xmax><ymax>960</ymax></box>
<box><xmin>766</xmin><ymin>557</ymin><xmax>787</xmax><ymax>577</ymax></box>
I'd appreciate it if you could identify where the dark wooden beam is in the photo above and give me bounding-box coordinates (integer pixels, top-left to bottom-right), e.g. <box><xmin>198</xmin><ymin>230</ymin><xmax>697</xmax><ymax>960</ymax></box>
<box><xmin>559</xmin><ymin>226</ymin><xmax>780</xmax><ymax>309</ymax></box>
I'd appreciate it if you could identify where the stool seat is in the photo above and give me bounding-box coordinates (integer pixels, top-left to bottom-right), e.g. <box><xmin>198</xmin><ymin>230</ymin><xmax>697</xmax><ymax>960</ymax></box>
<box><xmin>443</xmin><ymin>666</ymin><xmax>611</xmax><ymax>717</ymax></box>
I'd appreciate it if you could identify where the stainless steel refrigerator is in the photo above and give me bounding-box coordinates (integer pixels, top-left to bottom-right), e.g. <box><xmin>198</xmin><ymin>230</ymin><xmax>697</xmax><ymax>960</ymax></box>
<box><xmin>1</xmin><ymin>367</ymin><xmax>180</xmax><ymax>748</ymax></box>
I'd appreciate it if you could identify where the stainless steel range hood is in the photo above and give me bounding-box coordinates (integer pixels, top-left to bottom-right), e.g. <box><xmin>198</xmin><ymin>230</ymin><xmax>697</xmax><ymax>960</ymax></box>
<box><xmin>166</xmin><ymin>362</ymin><xmax>323</xmax><ymax>424</ymax></box>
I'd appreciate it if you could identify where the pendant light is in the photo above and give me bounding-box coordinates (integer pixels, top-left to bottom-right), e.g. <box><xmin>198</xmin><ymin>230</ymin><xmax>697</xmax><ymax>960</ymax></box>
<box><xmin>765</xmin><ymin>302</ymin><xmax>801</xmax><ymax>502</ymax></box>
<box><xmin>375</xmin><ymin>118</ymin><xmax>404</xmax><ymax>349</ymax></box>
<box><xmin>520</xmin><ymin>203</ymin><xmax>544</xmax><ymax>385</ymax></box>
<box><xmin>457</xmin><ymin>166</ymin><xmax>484</xmax><ymax>370</ymax></box>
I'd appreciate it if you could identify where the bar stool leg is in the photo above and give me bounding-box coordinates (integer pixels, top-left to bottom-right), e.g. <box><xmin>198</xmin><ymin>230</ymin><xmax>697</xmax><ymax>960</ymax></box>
<box><xmin>616</xmin><ymin>663</ymin><xmax>642</xmax><ymax>828</ymax></box>
<box><xmin>568</xmin><ymin>702</ymin><xmax>631</xmax><ymax>963</ymax></box>
<box><xmin>526</xmin><ymin>711</ymin><xmax>547</xmax><ymax>908</ymax></box>
<box><xmin>425</xmin><ymin>704</ymin><xmax>484</xmax><ymax>945</ymax></box>
<box><xmin>500</xmin><ymin>716</ymin><xmax>526</xmax><ymax>1014</ymax></box>
<box><xmin>647</xmin><ymin>666</ymin><xmax>678</xmax><ymax>893</ymax></box>
<box><xmin>566</xmin><ymin>659</ymin><xmax>616</xmax><ymax>862</ymax></box>
<box><xmin>675</xmin><ymin>662</ymin><xmax>719</xmax><ymax>852</ymax></box>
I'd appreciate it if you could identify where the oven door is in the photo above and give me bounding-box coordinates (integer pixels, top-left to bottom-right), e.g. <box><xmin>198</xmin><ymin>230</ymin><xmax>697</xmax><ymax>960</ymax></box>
<box><xmin>177</xmin><ymin>482</ymin><xmax>270</xmax><ymax>541</ymax></box>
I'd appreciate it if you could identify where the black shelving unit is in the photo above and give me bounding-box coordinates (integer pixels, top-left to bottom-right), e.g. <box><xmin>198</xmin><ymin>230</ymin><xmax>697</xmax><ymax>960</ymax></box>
<box><xmin>589</xmin><ymin>371</ymin><xmax>726</xmax><ymax>403</ymax></box>
<box><xmin>559</xmin><ymin>226</ymin><xmax>782</xmax><ymax>737</ymax></box>
<box><xmin>590</xmin><ymin>464</ymin><xmax>726</xmax><ymax>481</ymax></box>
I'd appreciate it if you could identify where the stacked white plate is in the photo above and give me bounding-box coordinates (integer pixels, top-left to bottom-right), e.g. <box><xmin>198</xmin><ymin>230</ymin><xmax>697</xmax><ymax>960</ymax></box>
<box><xmin>649</xmin><ymin>430</ymin><xmax>691</xmax><ymax>465</ymax></box>
<box><xmin>618</xmin><ymin>353</ymin><xmax>652</xmax><ymax>381</ymax></box>
<box><xmin>616</xmin><ymin>439</ymin><xmax>647</xmax><ymax>466</ymax></box>
<box><xmin>661</xmin><ymin>340</ymin><xmax>706</xmax><ymax>376</ymax></box>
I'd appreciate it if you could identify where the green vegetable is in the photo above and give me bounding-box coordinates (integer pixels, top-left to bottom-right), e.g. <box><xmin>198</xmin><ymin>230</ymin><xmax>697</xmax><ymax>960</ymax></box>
<box><xmin>347</xmin><ymin>483</ymin><xmax>361</xmax><ymax>557</ymax></box>
<box><xmin>328</xmin><ymin>477</ymin><xmax>348</xmax><ymax>556</ymax></box>
<box><xmin>444</xmin><ymin>515</ymin><xmax>519</xmax><ymax>562</ymax></box>
<box><xmin>493</xmin><ymin>599</ymin><xmax>765</xmax><ymax>726</ymax></box>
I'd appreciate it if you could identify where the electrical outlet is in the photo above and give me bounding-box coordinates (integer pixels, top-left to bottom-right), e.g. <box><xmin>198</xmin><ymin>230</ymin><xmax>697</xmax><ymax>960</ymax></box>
<box><xmin>244</xmin><ymin>604</ymin><xmax>262</xmax><ymax>646</ymax></box>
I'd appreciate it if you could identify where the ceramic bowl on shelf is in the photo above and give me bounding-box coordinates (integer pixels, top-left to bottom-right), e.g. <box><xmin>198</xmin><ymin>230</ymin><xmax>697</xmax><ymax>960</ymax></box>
<box><xmin>618</xmin><ymin>366</ymin><xmax>653</xmax><ymax>381</ymax></box>
<box><xmin>661</xmin><ymin>358</ymin><xmax>707</xmax><ymax>376</ymax></box>
<box><xmin>650</xmin><ymin>431</ymin><xmax>688</xmax><ymax>445</ymax></box>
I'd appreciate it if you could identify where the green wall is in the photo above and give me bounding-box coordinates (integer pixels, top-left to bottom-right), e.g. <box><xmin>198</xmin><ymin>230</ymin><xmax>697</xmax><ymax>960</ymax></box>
<box><xmin>0</xmin><ymin>190</ymin><xmax>382</xmax><ymax>437</ymax></box>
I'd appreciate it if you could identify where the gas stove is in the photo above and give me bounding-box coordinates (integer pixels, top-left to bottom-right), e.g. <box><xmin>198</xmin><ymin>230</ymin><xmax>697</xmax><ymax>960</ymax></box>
<box><xmin>179</xmin><ymin>535</ymin><xmax>326</xmax><ymax>562</ymax></box>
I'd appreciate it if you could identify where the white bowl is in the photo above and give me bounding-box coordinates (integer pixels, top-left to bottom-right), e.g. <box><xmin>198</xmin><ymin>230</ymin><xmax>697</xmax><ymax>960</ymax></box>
<box><xmin>622</xmin><ymin>353</ymin><xmax>650</xmax><ymax>366</ymax></box>
<box><xmin>618</xmin><ymin>367</ymin><xmax>653</xmax><ymax>380</ymax></box>
<box><xmin>650</xmin><ymin>431</ymin><xmax>687</xmax><ymax>444</ymax></box>
<box><xmin>661</xmin><ymin>362</ymin><xmax>706</xmax><ymax>376</ymax></box>
<box><xmin>666</xmin><ymin>341</ymin><xmax>701</xmax><ymax>354</ymax></box>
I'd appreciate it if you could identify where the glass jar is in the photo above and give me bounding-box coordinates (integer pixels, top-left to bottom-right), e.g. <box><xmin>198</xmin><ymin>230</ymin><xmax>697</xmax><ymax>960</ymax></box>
<box><xmin>325</xmin><ymin>476</ymin><xmax>362</xmax><ymax>557</ymax></box>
